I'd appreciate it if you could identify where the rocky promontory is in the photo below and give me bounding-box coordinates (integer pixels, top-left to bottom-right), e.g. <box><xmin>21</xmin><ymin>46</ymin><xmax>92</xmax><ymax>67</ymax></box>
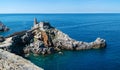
<box><xmin>0</xmin><ymin>18</ymin><xmax>106</xmax><ymax>56</ymax></box>
<box><xmin>0</xmin><ymin>21</ymin><xmax>9</xmax><ymax>32</ymax></box>
<box><xmin>0</xmin><ymin>20</ymin><xmax>43</xmax><ymax>70</ymax></box>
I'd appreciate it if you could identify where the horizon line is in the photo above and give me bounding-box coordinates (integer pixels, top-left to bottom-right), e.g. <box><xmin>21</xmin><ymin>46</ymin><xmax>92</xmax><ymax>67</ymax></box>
<box><xmin>0</xmin><ymin>12</ymin><xmax>120</xmax><ymax>14</ymax></box>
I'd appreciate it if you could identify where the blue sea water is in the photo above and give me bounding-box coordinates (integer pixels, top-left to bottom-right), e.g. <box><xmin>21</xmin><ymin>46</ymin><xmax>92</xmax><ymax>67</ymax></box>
<box><xmin>0</xmin><ymin>14</ymin><xmax>120</xmax><ymax>70</ymax></box>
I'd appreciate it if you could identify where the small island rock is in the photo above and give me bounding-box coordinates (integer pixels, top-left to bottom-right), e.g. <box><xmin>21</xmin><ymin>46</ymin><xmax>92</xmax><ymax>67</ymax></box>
<box><xmin>0</xmin><ymin>21</ymin><xmax>9</xmax><ymax>32</ymax></box>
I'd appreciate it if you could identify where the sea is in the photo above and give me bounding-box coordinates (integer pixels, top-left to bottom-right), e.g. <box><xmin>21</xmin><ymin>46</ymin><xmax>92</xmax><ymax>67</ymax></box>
<box><xmin>0</xmin><ymin>13</ymin><xmax>120</xmax><ymax>70</ymax></box>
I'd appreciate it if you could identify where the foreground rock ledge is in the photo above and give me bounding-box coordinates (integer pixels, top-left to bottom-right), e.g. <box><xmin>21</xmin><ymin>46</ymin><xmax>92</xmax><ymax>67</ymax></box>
<box><xmin>0</xmin><ymin>18</ymin><xmax>106</xmax><ymax>55</ymax></box>
<box><xmin>0</xmin><ymin>49</ymin><xmax>43</xmax><ymax>70</ymax></box>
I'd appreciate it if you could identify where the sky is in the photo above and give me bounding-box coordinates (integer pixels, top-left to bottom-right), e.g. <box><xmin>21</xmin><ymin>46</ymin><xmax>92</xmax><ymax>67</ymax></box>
<box><xmin>0</xmin><ymin>0</ymin><xmax>120</xmax><ymax>13</ymax></box>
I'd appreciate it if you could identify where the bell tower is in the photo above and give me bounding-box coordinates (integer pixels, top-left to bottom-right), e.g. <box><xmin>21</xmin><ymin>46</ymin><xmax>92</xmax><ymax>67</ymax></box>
<box><xmin>34</xmin><ymin>18</ymin><xmax>37</xmax><ymax>26</ymax></box>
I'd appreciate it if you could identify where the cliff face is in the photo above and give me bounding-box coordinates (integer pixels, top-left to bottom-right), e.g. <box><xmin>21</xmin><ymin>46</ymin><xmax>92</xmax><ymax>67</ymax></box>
<box><xmin>0</xmin><ymin>49</ymin><xmax>43</xmax><ymax>70</ymax></box>
<box><xmin>0</xmin><ymin>18</ymin><xmax>106</xmax><ymax>56</ymax></box>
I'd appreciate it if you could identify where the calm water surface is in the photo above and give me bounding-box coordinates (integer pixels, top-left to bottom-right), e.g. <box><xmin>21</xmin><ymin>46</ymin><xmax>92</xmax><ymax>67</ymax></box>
<box><xmin>0</xmin><ymin>14</ymin><xmax>120</xmax><ymax>70</ymax></box>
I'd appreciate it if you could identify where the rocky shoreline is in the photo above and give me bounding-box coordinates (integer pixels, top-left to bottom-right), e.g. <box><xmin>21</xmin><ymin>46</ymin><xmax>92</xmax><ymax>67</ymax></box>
<box><xmin>0</xmin><ymin>18</ymin><xmax>106</xmax><ymax>56</ymax></box>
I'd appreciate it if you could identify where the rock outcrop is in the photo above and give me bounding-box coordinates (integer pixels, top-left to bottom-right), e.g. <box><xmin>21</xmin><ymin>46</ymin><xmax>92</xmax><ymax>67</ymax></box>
<box><xmin>0</xmin><ymin>36</ymin><xmax>5</xmax><ymax>42</ymax></box>
<box><xmin>0</xmin><ymin>18</ymin><xmax>106</xmax><ymax>56</ymax></box>
<box><xmin>0</xmin><ymin>21</ymin><xmax>9</xmax><ymax>32</ymax></box>
<box><xmin>0</xmin><ymin>49</ymin><xmax>43</xmax><ymax>70</ymax></box>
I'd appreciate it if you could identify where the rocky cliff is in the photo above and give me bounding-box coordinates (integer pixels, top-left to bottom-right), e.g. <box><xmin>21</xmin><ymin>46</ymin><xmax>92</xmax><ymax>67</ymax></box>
<box><xmin>0</xmin><ymin>18</ymin><xmax>106</xmax><ymax>56</ymax></box>
<box><xmin>0</xmin><ymin>49</ymin><xmax>43</xmax><ymax>70</ymax></box>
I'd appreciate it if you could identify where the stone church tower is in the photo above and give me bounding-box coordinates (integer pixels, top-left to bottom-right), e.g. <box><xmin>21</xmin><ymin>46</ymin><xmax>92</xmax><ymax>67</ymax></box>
<box><xmin>34</xmin><ymin>18</ymin><xmax>37</xmax><ymax>26</ymax></box>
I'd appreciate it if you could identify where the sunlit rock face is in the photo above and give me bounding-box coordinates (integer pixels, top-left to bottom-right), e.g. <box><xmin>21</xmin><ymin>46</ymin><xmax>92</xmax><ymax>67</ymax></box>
<box><xmin>0</xmin><ymin>21</ymin><xmax>9</xmax><ymax>32</ymax></box>
<box><xmin>0</xmin><ymin>18</ymin><xmax>106</xmax><ymax>56</ymax></box>
<box><xmin>0</xmin><ymin>49</ymin><xmax>43</xmax><ymax>70</ymax></box>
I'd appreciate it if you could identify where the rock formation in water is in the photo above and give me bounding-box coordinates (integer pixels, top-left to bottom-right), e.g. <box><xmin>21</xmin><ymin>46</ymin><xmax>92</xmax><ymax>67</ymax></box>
<box><xmin>0</xmin><ymin>18</ymin><xmax>106</xmax><ymax>56</ymax></box>
<box><xmin>0</xmin><ymin>49</ymin><xmax>43</xmax><ymax>70</ymax></box>
<box><xmin>0</xmin><ymin>21</ymin><xmax>9</xmax><ymax>32</ymax></box>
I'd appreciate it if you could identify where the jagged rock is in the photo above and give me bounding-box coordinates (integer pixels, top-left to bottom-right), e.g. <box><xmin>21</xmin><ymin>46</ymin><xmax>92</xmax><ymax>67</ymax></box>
<box><xmin>92</xmin><ymin>38</ymin><xmax>106</xmax><ymax>49</ymax></box>
<box><xmin>0</xmin><ymin>37</ymin><xmax>13</xmax><ymax>51</ymax></box>
<box><xmin>41</xmin><ymin>31</ymin><xmax>49</xmax><ymax>47</ymax></box>
<box><xmin>47</xmin><ymin>47</ymin><xmax>54</xmax><ymax>54</ymax></box>
<box><xmin>7</xmin><ymin>30</ymin><xmax>27</xmax><ymax>38</ymax></box>
<box><xmin>0</xmin><ymin>21</ymin><xmax>9</xmax><ymax>32</ymax></box>
<box><xmin>0</xmin><ymin>18</ymin><xmax>106</xmax><ymax>56</ymax></box>
<box><xmin>22</xmin><ymin>32</ymin><xmax>34</xmax><ymax>44</ymax></box>
<box><xmin>0</xmin><ymin>36</ymin><xmax>5</xmax><ymax>42</ymax></box>
<box><xmin>0</xmin><ymin>49</ymin><xmax>43</xmax><ymax>70</ymax></box>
